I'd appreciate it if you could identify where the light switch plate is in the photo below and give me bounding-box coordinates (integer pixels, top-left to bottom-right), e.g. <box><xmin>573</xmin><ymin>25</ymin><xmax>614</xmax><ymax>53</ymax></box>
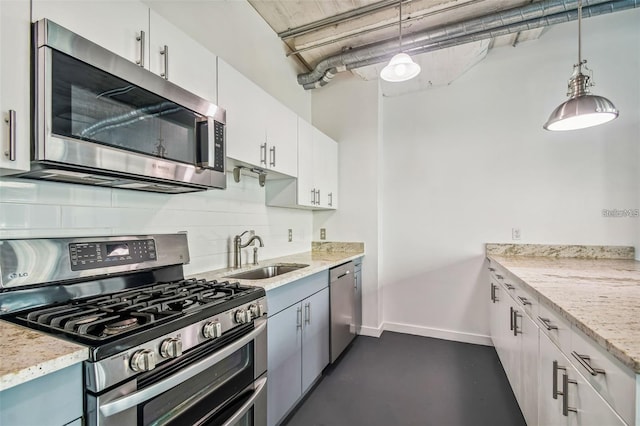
<box><xmin>512</xmin><ymin>228</ymin><xmax>521</xmax><ymax>240</ymax></box>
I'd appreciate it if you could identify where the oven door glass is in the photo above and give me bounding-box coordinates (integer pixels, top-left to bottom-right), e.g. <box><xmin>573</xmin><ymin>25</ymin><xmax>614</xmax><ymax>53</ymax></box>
<box><xmin>51</xmin><ymin>50</ymin><xmax>202</xmax><ymax>165</ymax></box>
<box><xmin>140</xmin><ymin>341</ymin><xmax>254</xmax><ymax>426</ymax></box>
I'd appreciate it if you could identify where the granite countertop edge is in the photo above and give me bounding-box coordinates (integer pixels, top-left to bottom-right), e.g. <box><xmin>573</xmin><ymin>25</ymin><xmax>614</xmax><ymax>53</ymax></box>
<box><xmin>487</xmin><ymin>254</ymin><xmax>640</xmax><ymax>374</ymax></box>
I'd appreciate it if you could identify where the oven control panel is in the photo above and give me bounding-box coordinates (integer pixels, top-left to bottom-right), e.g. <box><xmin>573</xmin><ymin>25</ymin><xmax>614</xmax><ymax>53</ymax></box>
<box><xmin>69</xmin><ymin>239</ymin><xmax>157</xmax><ymax>271</ymax></box>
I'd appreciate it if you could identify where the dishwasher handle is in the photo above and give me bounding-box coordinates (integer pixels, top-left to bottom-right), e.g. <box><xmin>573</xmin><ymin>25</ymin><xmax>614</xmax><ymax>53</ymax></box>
<box><xmin>337</xmin><ymin>270</ymin><xmax>351</xmax><ymax>279</ymax></box>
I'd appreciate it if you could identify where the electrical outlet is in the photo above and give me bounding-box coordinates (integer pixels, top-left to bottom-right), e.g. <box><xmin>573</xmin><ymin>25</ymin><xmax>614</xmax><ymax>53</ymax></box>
<box><xmin>512</xmin><ymin>228</ymin><xmax>521</xmax><ymax>241</ymax></box>
<box><xmin>288</xmin><ymin>229</ymin><xmax>292</xmax><ymax>242</ymax></box>
<box><xmin>320</xmin><ymin>228</ymin><xmax>326</xmax><ymax>240</ymax></box>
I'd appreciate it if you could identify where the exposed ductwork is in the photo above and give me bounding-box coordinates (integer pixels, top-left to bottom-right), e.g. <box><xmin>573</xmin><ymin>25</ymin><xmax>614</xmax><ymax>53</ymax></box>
<box><xmin>297</xmin><ymin>0</ymin><xmax>639</xmax><ymax>89</ymax></box>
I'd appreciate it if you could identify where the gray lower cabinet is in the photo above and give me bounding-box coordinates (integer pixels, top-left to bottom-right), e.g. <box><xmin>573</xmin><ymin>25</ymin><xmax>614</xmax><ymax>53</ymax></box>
<box><xmin>0</xmin><ymin>362</ymin><xmax>83</xmax><ymax>426</ymax></box>
<box><xmin>267</xmin><ymin>271</ymin><xmax>330</xmax><ymax>426</ymax></box>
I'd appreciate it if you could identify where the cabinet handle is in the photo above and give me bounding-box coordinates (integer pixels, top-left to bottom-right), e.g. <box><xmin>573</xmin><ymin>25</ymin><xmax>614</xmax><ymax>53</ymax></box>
<box><xmin>316</xmin><ymin>189</ymin><xmax>320</xmax><ymax>205</ymax></box>
<box><xmin>509</xmin><ymin>306</ymin><xmax>514</xmax><ymax>331</ymax></box>
<box><xmin>490</xmin><ymin>283</ymin><xmax>495</xmax><ymax>302</ymax></box>
<box><xmin>269</xmin><ymin>146</ymin><xmax>276</xmax><ymax>167</ymax></box>
<box><xmin>296</xmin><ymin>306</ymin><xmax>302</xmax><ymax>329</ymax></box>
<box><xmin>562</xmin><ymin>373</ymin><xmax>578</xmax><ymax>416</ymax></box>
<box><xmin>571</xmin><ymin>351</ymin><xmax>606</xmax><ymax>376</ymax></box>
<box><xmin>328</xmin><ymin>192</ymin><xmax>333</xmax><ymax>207</ymax></box>
<box><xmin>4</xmin><ymin>110</ymin><xmax>16</xmax><ymax>161</ymax></box>
<box><xmin>160</xmin><ymin>45</ymin><xmax>169</xmax><ymax>79</ymax></box>
<box><xmin>537</xmin><ymin>316</ymin><xmax>558</xmax><ymax>331</ymax></box>
<box><xmin>311</xmin><ymin>188</ymin><xmax>316</xmax><ymax>205</ymax></box>
<box><xmin>511</xmin><ymin>307</ymin><xmax>521</xmax><ymax>336</ymax></box>
<box><xmin>553</xmin><ymin>360</ymin><xmax>567</xmax><ymax>400</ymax></box>
<box><xmin>304</xmin><ymin>302</ymin><xmax>311</xmax><ymax>325</ymax></box>
<box><xmin>488</xmin><ymin>267</ymin><xmax>496</xmax><ymax>272</ymax></box>
<box><xmin>517</xmin><ymin>296</ymin><xmax>532</xmax><ymax>306</ymax></box>
<box><xmin>496</xmin><ymin>274</ymin><xmax>504</xmax><ymax>280</ymax></box>
<box><xmin>136</xmin><ymin>30</ymin><xmax>145</xmax><ymax>67</ymax></box>
<box><xmin>260</xmin><ymin>143</ymin><xmax>267</xmax><ymax>165</ymax></box>
<box><xmin>505</xmin><ymin>283</ymin><xmax>515</xmax><ymax>290</ymax></box>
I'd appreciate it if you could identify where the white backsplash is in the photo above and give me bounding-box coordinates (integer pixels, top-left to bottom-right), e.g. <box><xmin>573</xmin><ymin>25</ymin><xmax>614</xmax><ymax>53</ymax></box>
<box><xmin>0</xmin><ymin>173</ymin><xmax>312</xmax><ymax>275</ymax></box>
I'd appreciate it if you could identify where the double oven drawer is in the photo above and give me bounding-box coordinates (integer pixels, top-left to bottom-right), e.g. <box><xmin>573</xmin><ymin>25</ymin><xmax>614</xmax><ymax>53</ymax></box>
<box><xmin>88</xmin><ymin>318</ymin><xmax>267</xmax><ymax>426</ymax></box>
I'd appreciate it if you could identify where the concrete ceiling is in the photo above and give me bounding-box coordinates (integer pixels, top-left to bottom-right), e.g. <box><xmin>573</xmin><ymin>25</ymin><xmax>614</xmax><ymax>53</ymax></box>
<box><xmin>248</xmin><ymin>0</ymin><xmax>545</xmax><ymax>91</ymax></box>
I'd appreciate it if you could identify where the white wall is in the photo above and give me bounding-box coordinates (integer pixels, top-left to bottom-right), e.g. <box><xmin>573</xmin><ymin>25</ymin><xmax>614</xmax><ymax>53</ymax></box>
<box><xmin>312</xmin><ymin>74</ymin><xmax>383</xmax><ymax>334</ymax></box>
<box><xmin>0</xmin><ymin>0</ymin><xmax>314</xmax><ymax>275</ymax></box>
<box><xmin>144</xmin><ymin>0</ymin><xmax>311</xmax><ymax>121</ymax></box>
<box><xmin>312</xmin><ymin>8</ymin><xmax>640</xmax><ymax>343</ymax></box>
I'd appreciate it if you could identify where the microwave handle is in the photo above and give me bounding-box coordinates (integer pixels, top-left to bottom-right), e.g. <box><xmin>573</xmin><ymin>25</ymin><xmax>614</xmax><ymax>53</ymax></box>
<box><xmin>99</xmin><ymin>317</ymin><xmax>267</xmax><ymax>417</ymax></box>
<box><xmin>195</xmin><ymin>117</ymin><xmax>216</xmax><ymax>169</ymax></box>
<box><xmin>221</xmin><ymin>376</ymin><xmax>267</xmax><ymax>426</ymax></box>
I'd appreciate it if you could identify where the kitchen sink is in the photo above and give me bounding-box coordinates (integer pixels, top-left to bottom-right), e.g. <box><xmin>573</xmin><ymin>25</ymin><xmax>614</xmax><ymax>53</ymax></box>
<box><xmin>225</xmin><ymin>263</ymin><xmax>309</xmax><ymax>280</ymax></box>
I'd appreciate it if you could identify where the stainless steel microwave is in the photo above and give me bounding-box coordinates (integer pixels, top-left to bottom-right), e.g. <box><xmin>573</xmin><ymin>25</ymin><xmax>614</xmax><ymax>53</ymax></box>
<box><xmin>18</xmin><ymin>19</ymin><xmax>226</xmax><ymax>193</ymax></box>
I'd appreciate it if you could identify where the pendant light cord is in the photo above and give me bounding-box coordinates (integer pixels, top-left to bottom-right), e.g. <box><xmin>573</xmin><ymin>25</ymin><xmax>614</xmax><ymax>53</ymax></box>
<box><xmin>577</xmin><ymin>0</ymin><xmax>582</xmax><ymax>66</ymax></box>
<box><xmin>399</xmin><ymin>0</ymin><xmax>403</xmax><ymax>48</ymax></box>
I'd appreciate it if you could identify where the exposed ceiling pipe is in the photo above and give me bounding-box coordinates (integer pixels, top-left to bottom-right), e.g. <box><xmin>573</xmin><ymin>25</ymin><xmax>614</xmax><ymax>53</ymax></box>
<box><xmin>298</xmin><ymin>0</ymin><xmax>638</xmax><ymax>89</ymax></box>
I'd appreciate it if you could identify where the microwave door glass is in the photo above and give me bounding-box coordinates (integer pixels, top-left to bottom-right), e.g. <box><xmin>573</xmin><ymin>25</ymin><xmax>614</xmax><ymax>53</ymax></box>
<box><xmin>51</xmin><ymin>50</ymin><xmax>200</xmax><ymax>165</ymax></box>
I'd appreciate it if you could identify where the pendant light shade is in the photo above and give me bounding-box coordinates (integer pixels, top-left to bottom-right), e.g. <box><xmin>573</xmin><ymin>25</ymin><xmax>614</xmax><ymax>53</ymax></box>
<box><xmin>544</xmin><ymin>0</ymin><xmax>618</xmax><ymax>131</ymax></box>
<box><xmin>380</xmin><ymin>0</ymin><xmax>421</xmax><ymax>83</ymax></box>
<box><xmin>380</xmin><ymin>53</ymin><xmax>421</xmax><ymax>82</ymax></box>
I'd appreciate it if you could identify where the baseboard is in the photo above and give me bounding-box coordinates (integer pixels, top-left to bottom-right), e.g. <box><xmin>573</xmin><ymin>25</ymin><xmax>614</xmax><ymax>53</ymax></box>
<box><xmin>358</xmin><ymin>324</ymin><xmax>384</xmax><ymax>338</ymax></box>
<box><xmin>383</xmin><ymin>321</ymin><xmax>493</xmax><ymax>346</ymax></box>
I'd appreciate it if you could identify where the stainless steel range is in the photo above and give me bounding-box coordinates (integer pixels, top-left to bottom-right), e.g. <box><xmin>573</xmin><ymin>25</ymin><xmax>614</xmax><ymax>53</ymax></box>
<box><xmin>0</xmin><ymin>234</ymin><xmax>267</xmax><ymax>426</ymax></box>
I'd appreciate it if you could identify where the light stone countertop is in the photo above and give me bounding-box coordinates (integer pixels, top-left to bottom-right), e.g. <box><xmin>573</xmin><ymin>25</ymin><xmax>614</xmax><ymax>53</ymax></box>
<box><xmin>188</xmin><ymin>248</ymin><xmax>364</xmax><ymax>292</ymax></box>
<box><xmin>487</xmin><ymin>255</ymin><xmax>640</xmax><ymax>373</ymax></box>
<box><xmin>0</xmin><ymin>321</ymin><xmax>88</xmax><ymax>392</ymax></box>
<box><xmin>0</xmin><ymin>244</ymin><xmax>363</xmax><ymax>391</ymax></box>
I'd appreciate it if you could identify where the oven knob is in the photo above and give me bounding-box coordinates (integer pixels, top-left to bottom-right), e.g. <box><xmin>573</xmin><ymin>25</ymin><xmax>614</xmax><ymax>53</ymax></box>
<box><xmin>249</xmin><ymin>303</ymin><xmax>264</xmax><ymax>318</ymax></box>
<box><xmin>234</xmin><ymin>309</ymin><xmax>251</xmax><ymax>324</ymax></box>
<box><xmin>160</xmin><ymin>337</ymin><xmax>183</xmax><ymax>359</ymax></box>
<box><xmin>203</xmin><ymin>321</ymin><xmax>222</xmax><ymax>339</ymax></box>
<box><xmin>130</xmin><ymin>349</ymin><xmax>156</xmax><ymax>372</ymax></box>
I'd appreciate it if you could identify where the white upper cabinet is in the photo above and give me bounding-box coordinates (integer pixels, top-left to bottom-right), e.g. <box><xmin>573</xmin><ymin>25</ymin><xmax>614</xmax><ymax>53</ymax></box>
<box><xmin>266</xmin><ymin>118</ymin><xmax>338</xmax><ymax>210</ymax></box>
<box><xmin>32</xmin><ymin>0</ymin><xmax>150</xmax><ymax>66</ymax></box>
<box><xmin>218</xmin><ymin>59</ymin><xmax>297</xmax><ymax>178</ymax></box>
<box><xmin>0</xmin><ymin>0</ymin><xmax>31</xmax><ymax>174</ymax></box>
<box><xmin>148</xmin><ymin>10</ymin><xmax>217</xmax><ymax>102</ymax></box>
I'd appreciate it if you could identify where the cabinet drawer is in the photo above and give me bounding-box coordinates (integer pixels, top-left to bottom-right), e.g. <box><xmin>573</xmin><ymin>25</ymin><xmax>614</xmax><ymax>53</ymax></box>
<box><xmin>266</xmin><ymin>271</ymin><xmax>329</xmax><ymax>316</ymax></box>
<box><xmin>537</xmin><ymin>301</ymin><xmax>572</xmax><ymax>354</ymax></box>
<box><xmin>570</xmin><ymin>327</ymin><xmax>635</xmax><ymax>425</ymax></box>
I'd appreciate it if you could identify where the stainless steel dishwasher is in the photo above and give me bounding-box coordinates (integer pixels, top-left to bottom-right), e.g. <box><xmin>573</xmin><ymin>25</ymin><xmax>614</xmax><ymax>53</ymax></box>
<box><xmin>330</xmin><ymin>261</ymin><xmax>356</xmax><ymax>363</ymax></box>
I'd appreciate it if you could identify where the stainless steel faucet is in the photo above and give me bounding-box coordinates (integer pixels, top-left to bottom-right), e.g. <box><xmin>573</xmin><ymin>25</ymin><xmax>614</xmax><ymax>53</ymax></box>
<box><xmin>234</xmin><ymin>231</ymin><xmax>264</xmax><ymax>268</ymax></box>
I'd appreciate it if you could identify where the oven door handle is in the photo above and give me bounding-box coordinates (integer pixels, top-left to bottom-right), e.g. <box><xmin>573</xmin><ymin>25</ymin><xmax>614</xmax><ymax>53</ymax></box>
<box><xmin>221</xmin><ymin>375</ymin><xmax>267</xmax><ymax>426</ymax></box>
<box><xmin>100</xmin><ymin>317</ymin><xmax>267</xmax><ymax>418</ymax></box>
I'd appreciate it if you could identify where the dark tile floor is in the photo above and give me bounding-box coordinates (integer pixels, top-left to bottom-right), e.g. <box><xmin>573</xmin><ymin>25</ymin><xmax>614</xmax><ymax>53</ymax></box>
<box><xmin>283</xmin><ymin>332</ymin><xmax>526</xmax><ymax>426</ymax></box>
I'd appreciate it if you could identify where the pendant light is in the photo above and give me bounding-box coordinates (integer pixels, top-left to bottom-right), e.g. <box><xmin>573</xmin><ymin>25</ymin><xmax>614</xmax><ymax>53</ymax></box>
<box><xmin>543</xmin><ymin>0</ymin><xmax>618</xmax><ymax>131</ymax></box>
<box><xmin>380</xmin><ymin>0</ymin><xmax>421</xmax><ymax>82</ymax></box>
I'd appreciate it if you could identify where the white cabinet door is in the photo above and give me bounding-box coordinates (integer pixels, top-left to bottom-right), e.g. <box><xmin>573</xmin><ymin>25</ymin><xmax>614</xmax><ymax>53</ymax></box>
<box><xmin>0</xmin><ymin>0</ymin><xmax>31</xmax><ymax>174</ymax></box>
<box><xmin>539</xmin><ymin>332</ymin><xmax>569</xmax><ymax>426</ymax></box>
<box><xmin>540</xmin><ymin>331</ymin><xmax>627</xmax><ymax>426</ymax></box>
<box><xmin>301</xmin><ymin>288</ymin><xmax>330</xmax><ymax>394</ymax></box>
<box><xmin>32</xmin><ymin>0</ymin><xmax>149</xmax><ymax>66</ymax></box>
<box><xmin>218</xmin><ymin>59</ymin><xmax>267</xmax><ymax>169</ymax></box>
<box><xmin>267</xmin><ymin>303</ymin><xmax>302</xmax><ymax>426</ymax></box>
<box><xmin>519</xmin><ymin>310</ymin><xmax>539</xmax><ymax>426</ymax></box>
<box><xmin>265</xmin><ymin>100</ymin><xmax>298</xmax><ymax>177</ymax></box>
<box><xmin>312</xmin><ymin>128</ymin><xmax>338</xmax><ymax>209</ymax></box>
<box><xmin>296</xmin><ymin>118</ymin><xmax>315</xmax><ymax>208</ymax></box>
<box><xmin>148</xmin><ymin>10</ymin><xmax>216</xmax><ymax>102</ymax></box>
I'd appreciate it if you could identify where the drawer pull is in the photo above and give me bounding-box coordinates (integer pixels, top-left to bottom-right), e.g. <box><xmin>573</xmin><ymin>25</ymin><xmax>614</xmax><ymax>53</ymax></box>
<box><xmin>496</xmin><ymin>274</ymin><xmax>504</xmax><ymax>280</ymax></box>
<box><xmin>505</xmin><ymin>283</ymin><xmax>515</xmax><ymax>290</ymax></box>
<box><xmin>488</xmin><ymin>267</ymin><xmax>496</xmax><ymax>272</ymax></box>
<box><xmin>490</xmin><ymin>283</ymin><xmax>498</xmax><ymax>303</ymax></box>
<box><xmin>517</xmin><ymin>296</ymin><xmax>532</xmax><ymax>306</ymax></box>
<box><xmin>571</xmin><ymin>351</ymin><xmax>606</xmax><ymax>376</ymax></box>
<box><xmin>537</xmin><ymin>316</ymin><xmax>558</xmax><ymax>331</ymax></box>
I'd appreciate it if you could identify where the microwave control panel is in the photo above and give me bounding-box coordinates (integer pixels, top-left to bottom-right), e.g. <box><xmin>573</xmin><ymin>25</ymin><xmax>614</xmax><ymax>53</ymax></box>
<box><xmin>69</xmin><ymin>239</ymin><xmax>157</xmax><ymax>271</ymax></box>
<box><xmin>213</xmin><ymin>121</ymin><xmax>224</xmax><ymax>172</ymax></box>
